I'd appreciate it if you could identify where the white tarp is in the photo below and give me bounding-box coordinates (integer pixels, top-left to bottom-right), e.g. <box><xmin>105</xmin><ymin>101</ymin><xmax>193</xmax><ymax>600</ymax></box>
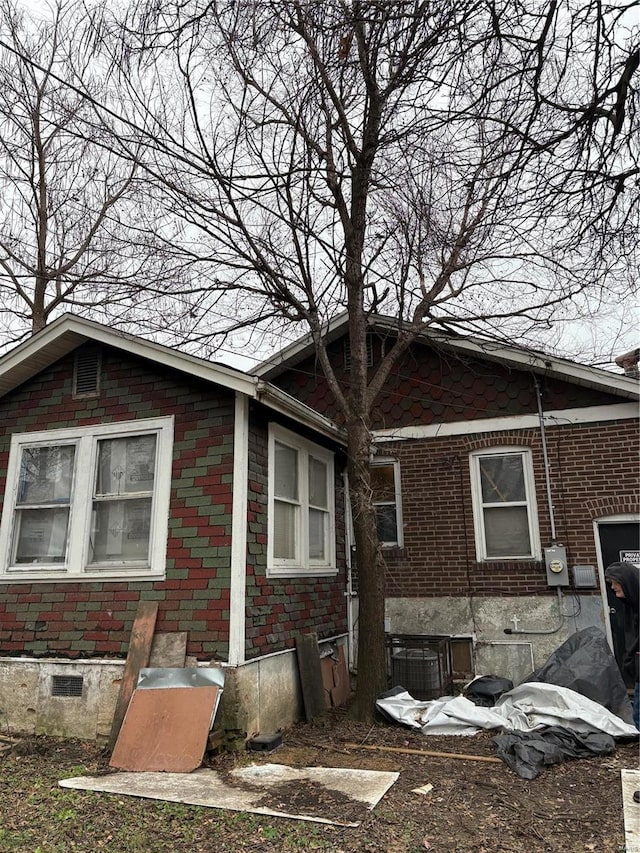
<box><xmin>377</xmin><ymin>682</ymin><xmax>640</xmax><ymax>738</ymax></box>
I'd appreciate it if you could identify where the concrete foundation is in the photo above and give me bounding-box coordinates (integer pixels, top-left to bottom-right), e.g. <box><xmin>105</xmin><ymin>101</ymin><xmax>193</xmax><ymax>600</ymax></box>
<box><xmin>0</xmin><ymin>658</ymin><xmax>124</xmax><ymax>739</ymax></box>
<box><xmin>385</xmin><ymin>593</ymin><xmax>608</xmax><ymax>685</ymax></box>
<box><xmin>0</xmin><ymin>636</ymin><xmax>348</xmax><ymax>742</ymax></box>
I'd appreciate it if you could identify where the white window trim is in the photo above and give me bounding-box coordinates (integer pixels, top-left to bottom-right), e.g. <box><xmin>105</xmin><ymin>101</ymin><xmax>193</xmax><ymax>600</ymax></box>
<box><xmin>267</xmin><ymin>424</ymin><xmax>337</xmax><ymax>577</ymax></box>
<box><xmin>469</xmin><ymin>447</ymin><xmax>541</xmax><ymax>561</ymax></box>
<box><xmin>0</xmin><ymin>417</ymin><xmax>173</xmax><ymax>583</ymax></box>
<box><xmin>371</xmin><ymin>457</ymin><xmax>404</xmax><ymax>548</ymax></box>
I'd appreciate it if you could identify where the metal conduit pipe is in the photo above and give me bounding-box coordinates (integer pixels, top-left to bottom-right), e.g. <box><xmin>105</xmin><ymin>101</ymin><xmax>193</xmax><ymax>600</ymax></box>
<box><xmin>503</xmin><ymin>587</ymin><xmax>565</xmax><ymax>635</ymax></box>
<box><xmin>535</xmin><ymin>375</ymin><xmax>557</xmax><ymax>544</ymax></box>
<box><xmin>503</xmin><ymin>378</ymin><xmax>566</xmax><ymax>636</ymax></box>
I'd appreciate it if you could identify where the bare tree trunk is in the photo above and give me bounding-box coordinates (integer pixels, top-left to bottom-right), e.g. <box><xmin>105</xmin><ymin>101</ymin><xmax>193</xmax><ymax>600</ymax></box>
<box><xmin>346</xmin><ymin>418</ymin><xmax>387</xmax><ymax>721</ymax></box>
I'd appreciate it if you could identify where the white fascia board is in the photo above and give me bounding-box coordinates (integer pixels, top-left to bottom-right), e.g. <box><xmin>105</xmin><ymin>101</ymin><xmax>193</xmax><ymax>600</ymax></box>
<box><xmin>256</xmin><ymin>381</ymin><xmax>346</xmax><ymax>443</ymax></box>
<box><xmin>373</xmin><ymin>402</ymin><xmax>639</xmax><ymax>442</ymax></box>
<box><xmin>369</xmin><ymin>316</ymin><xmax>638</xmax><ymax>399</ymax></box>
<box><xmin>0</xmin><ymin>316</ymin><xmax>347</xmax><ymax>440</ymax></box>
<box><xmin>427</xmin><ymin>335</ymin><xmax>639</xmax><ymax>399</ymax></box>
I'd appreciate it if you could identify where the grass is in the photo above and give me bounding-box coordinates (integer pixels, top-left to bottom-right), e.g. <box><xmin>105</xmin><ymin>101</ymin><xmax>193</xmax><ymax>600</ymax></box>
<box><xmin>0</xmin><ymin>725</ymin><xmax>634</xmax><ymax>853</ymax></box>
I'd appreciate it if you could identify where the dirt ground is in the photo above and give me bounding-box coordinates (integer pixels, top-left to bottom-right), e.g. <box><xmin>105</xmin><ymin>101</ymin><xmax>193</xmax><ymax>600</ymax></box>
<box><xmin>1</xmin><ymin>708</ymin><xmax>638</xmax><ymax>853</ymax></box>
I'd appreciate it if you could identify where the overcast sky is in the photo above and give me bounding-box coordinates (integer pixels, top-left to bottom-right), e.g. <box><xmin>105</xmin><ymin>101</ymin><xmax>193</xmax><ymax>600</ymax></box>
<box><xmin>3</xmin><ymin>0</ymin><xmax>638</xmax><ymax>373</ymax></box>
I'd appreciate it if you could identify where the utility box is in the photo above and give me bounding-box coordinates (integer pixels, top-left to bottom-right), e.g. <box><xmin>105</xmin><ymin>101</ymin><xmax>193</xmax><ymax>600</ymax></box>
<box><xmin>544</xmin><ymin>545</ymin><xmax>569</xmax><ymax>586</ymax></box>
<box><xmin>572</xmin><ymin>564</ymin><xmax>598</xmax><ymax>589</ymax></box>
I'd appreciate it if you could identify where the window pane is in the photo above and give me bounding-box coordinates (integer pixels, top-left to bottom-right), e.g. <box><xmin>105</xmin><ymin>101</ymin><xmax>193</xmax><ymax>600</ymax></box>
<box><xmin>375</xmin><ymin>504</ymin><xmax>398</xmax><ymax>543</ymax></box>
<box><xmin>274</xmin><ymin>442</ymin><xmax>298</xmax><ymax>501</ymax></box>
<box><xmin>18</xmin><ymin>446</ymin><xmax>75</xmax><ymax>504</ymax></box>
<box><xmin>370</xmin><ymin>465</ymin><xmax>395</xmax><ymax>502</ymax></box>
<box><xmin>480</xmin><ymin>455</ymin><xmax>525</xmax><ymax>503</ymax></box>
<box><xmin>14</xmin><ymin>507</ymin><xmax>70</xmax><ymax>563</ymax></box>
<box><xmin>308</xmin><ymin>456</ymin><xmax>327</xmax><ymax>508</ymax></box>
<box><xmin>273</xmin><ymin>500</ymin><xmax>297</xmax><ymax>559</ymax></box>
<box><xmin>96</xmin><ymin>435</ymin><xmax>156</xmax><ymax>496</ymax></box>
<box><xmin>309</xmin><ymin>508</ymin><xmax>327</xmax><ymax>560</ymax></box>
<box><xmin>89</xmin><ymin>498</ymin><xmax>152</xmax><ymax>563</ymax></box>
<box><xmin>484</xmin><ymin>506</ymin><xmax>531</xmax><ymax>557</ymax></box>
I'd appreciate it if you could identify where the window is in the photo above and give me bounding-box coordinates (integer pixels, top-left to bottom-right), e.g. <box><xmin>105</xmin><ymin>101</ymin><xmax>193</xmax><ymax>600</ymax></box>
<box><xmin>268</xmin><ymin>425</ymin><xmax>336</xmax><ymax>576</ymax></box>
<box><xmin>0</xmin><ymin>417</ymin><xmax>173</xmax><ymax>582</ymax></box>
<box><xmin>469</xmin><ymin>448</ymin><xmax>540</xmax><ymax>560</ymax></box>
<box><xmin>370</xmin><ymin>459</ymin><xmax>403</xmax><ymax>547</ymax></box>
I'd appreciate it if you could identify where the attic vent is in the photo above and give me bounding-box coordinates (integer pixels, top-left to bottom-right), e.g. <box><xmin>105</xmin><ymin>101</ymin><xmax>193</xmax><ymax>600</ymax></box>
<box><xmin>344</xmin><ymin>335</ymin><xmax>375</xmax><ymax>370</ymax></box>
<box><xmin>51</xmin><ymin>674</ymin><xmax>84</xmax><ymax>698</ymax></box>
<box><xmin>73</xmin><ymin>348</ymin><xmax>101</xmax><ymax>397</ymax></box>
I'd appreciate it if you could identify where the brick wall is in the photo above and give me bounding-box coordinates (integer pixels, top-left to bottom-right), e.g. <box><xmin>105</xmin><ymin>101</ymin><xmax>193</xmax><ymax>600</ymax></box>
<box><xmin>0</xmin><ymin>344</ymin><xmax>235</xmax><ymax>661</ymax></box>
<box><xmin>380</xmin><ymin>419</ymin><xmax>639</xmax><ymax>598</ymax></box>
<box><xmin>268</xmin><ymin>334</ymin><xmax>637</xmax><ymax>601</ymax></box>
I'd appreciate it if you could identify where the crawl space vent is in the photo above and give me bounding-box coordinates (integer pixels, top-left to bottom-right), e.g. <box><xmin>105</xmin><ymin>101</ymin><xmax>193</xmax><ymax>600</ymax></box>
<box><xmin>51</xmin><ymin>675</ymin><xmax>84</xmax><ymax>698</ymax></box>
<box><xmin>73</xmin><ymin>348</ymin><xmax>101</xmax><ymax>396</ymax></box>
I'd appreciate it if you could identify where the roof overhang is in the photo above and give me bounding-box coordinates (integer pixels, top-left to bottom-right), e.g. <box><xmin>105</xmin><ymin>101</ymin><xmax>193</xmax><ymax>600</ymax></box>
<box><xmin>0</xmin><ymin>315</ymin><xmax>346</xmax><ymax>443</ymax></box>
<box><xmin>257</xmin><ymin>313</ymin><xmax>640</xmax><ymax>401</ymax></box>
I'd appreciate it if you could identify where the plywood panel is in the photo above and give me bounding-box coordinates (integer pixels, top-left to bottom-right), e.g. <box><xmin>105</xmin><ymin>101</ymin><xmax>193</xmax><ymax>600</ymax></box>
<box><xmin>109</xmin><ymin>686</ymin><xmax>219</xmax><ymax>773</ymax></box>
<box><xmin>148</xmin><ymin>632</ymin><xmax>188</xmax><ymax>668</ymax></box>
<box><xmin>321</xmin><ymin>645</ymin><xmax>351</xmax><ymax>708</ymax></box>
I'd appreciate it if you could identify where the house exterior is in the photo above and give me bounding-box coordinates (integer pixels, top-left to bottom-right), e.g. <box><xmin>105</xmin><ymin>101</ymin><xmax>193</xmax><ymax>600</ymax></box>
<box><xmin>0</xmin><ymin>315</ymin><xmax>348</xmax><ymax>740</ymax></box>
<box><xmin>257</xmin><ymin>315</ymin><xmax>640</xmax><ymax>688</ymax></box>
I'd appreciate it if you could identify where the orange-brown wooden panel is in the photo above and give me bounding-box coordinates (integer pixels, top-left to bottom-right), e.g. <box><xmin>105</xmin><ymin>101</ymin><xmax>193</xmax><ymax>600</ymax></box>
<box><xmin>109</xmin><ymin>686</ymin><xmax>219</xmax><ymax>773</ymax></box>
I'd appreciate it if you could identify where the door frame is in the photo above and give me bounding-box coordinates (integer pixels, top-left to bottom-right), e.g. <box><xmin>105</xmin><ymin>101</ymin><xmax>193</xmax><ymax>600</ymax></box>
<box><xmin>593</xmin><ymin>513</ymin><xmax>640</xmax><ymax>652</ymax></box>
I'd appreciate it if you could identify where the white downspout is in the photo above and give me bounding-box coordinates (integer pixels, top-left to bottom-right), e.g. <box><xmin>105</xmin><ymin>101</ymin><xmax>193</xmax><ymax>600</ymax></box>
<box><xmin>343</xmin><ymin>471</ymin><xmax>357</xmax><ymax>672</ymax></box>
<box><xmin>228</xmin><ymin>392</ymin><xmax>249</xmax><ymax>666</ymax></box>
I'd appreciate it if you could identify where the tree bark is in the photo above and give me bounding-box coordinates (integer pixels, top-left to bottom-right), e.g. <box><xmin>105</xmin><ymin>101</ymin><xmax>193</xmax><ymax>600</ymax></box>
<box><xmin>346</xmin><ymin>416</ymin><xmax>387</xmax><ymax>721</ymax></box>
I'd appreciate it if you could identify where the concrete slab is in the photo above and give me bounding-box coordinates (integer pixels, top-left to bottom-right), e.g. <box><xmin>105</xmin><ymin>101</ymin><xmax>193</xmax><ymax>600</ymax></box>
<box><xmin>621</xmin><ymin>769</ymin><xmax>640</xmax><ymax>853</ymax></box>
<box><xmin>60</xmin><ymin>763</ymin><xmax>399</xmax><ymax>827</ymax></box>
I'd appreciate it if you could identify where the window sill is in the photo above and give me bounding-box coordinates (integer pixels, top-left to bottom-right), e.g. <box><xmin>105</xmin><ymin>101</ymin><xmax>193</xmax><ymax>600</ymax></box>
<box><xmin>381</xmin><ymin>546</ymin><xmax>407</xmax><ymax>558</ymax></box>
<box><xmin>478</xmin><ymin>556</ymin><xmax>541</xmax><ymax>562</ymax></box>
<box><xmin>267</xmin><ymin>566</ymin><xmax>339</xmax><ymax>579</ymax></box>
<box><xmin>0</xmin><ymin>570</ymin><xmax>166</xmax><ymax>584</ymax></box>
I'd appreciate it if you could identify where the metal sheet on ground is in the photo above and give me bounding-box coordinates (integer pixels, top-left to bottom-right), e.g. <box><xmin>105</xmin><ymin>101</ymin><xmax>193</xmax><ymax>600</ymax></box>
<box><xmin>109</xmin><ymin>685</ymin><xmax>219</xmax><ymax>772</ymax></box>
<box><xmin>60</xmin><ymin>763</ymin><xmax>399</xmax><ymax>827</ymax></box>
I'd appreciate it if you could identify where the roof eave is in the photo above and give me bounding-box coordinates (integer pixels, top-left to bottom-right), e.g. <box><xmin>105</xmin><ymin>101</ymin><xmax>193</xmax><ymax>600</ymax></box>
<box><xmin>0</xmin><ymin>315</ymin><xmax>347</xmax><ymax>443</ymax></box>
<box><xmin>257</xmin><ymin>313</ymin><xmax>639</xmax><ymax>401</ymax></box>
<box><xmin>0</xmin><ymin>314</ymin><xmax>259</xmax><ymax>399</ymax></box>
<box><xmin>256</xmin><ymin>381</ymin><xmax>346</xmax><ymax>444</ymax></box>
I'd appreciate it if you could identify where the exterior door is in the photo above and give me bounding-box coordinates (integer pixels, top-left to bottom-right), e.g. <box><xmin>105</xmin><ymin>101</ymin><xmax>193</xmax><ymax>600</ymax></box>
<box><xmin>597</xmin><ymin>520</ymin><xmax>640</xmax><ymax>685</ymax></box>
